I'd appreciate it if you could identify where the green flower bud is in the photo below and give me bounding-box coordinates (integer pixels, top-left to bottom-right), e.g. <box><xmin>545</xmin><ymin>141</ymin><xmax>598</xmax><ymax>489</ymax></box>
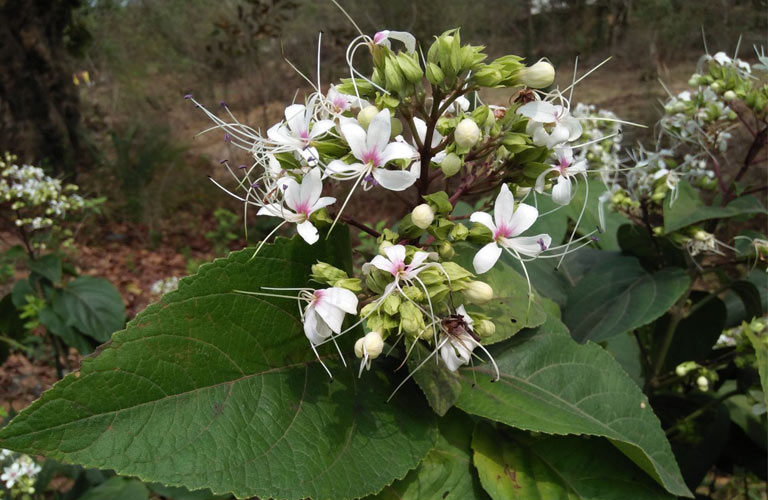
<box><xmin>311</xmin><ymin>262</ymin><xmax>348</xmax><ymax>284</ymax></box>
<box><xmin>396</xmin><ymin>52</ymin><xmax>424</xmax><ymax>83</ymax></box>
<box><xmin>472</xmin><ymin>65</ymin><xmax>503</xmax><ymax>87</ymax></box>
<box><xmin>438</xmin><ymin>241</ymin><xmax>455</xmax><ymax>259</ymax></box>
<box><xmin>710</xmin><ymin>81</ymin><xmax>721</xmax><ymax>93</ymax></box>
<box><xmin>441</xmin><ymin>152</ymin><xmax>462</xmax><ymax>177</ymax></box>
<box><xmin>334</xmin><ymin>278</ymin><xmax>362</xmax><ymax>293</ymax></box>
<box><xmin>384</xmin><ymin>55</ymin><xmax>406</xmax><ymax>93</ymax></box>
<box><xmin>696</xmin><ymin>375</ymin><xmax>709</xmax><ymax>391</ymax></box>
<box><xmin>675</xmin><ymin>361</ymin><xmax>699</xmax><ymax>377</ymax></box>
<box><xmin>399</xmin><ymin>301</ymin><xmax>425</xmax><ymax>335</ymax></box>
<box><xmin>381</xmin><ymin>293</ymin><xmax>401</xmax><ymax>316</ymax></box>
<box><xmin>390</xmin><ymin>117</ymin><xmax>403</xmax><ymax>138</ymax></box>
<box><xmin>426</xmin><ymin>62</ymin><xmax>445</xmax><ymax>86</ymax></box>
<box><xmin>358</xmin><ymin>105</ymin><xmax>380</xmax><ymax>129</ymax></box>
<box><xmin>463</xmin><ymin>280</ymin><xmax>494</xmax><ymax>304</ymax></box>
<box><xmin>455</xmin><ymin>118</ymin><xmax>481</xmax><ymax>148</ymax></box>
<box><xmin>412</xmin><ymin>203</ymin><xmax>435</xmax><ymax>229</ymax></box>
<box><xmin>450</xmin><ymin>222</ymin><xmax>469</xmax><ymax>241</ymax></box>
<box><xmin>475</xmin><ymin>319</ymin><xmax>496</xmax><ymax>337</ymax></box>
<box><xmin>688</xmin><ymin>74</ymin><xmax>702</xmax><ymax>87</ymax></box>
<box><xmin>401</xmin><ymin>285</ymin><xmax>424</xmax><ymax>302</ymax></box>
<box><xmin>518</xmin><ymin>60</ymin><xmax>555</xmax><ymax>88</ymax></box>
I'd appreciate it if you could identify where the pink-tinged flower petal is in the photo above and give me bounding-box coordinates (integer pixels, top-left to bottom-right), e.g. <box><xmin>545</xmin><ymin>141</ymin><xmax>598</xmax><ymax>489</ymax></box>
<box><xmin>370</xmin><ymin>254</ymin><xmax>394</xmax><ymax>273</ymax></box>
<box><xmin>546</xmin><ymin>124</ymin><xmax>571</xmax><ymax>148</ymax></box>
<box><xmin>296</xmin><ymin>220</ymin><xmax>319</xmax><ymax>244</ymax></box>
<box><xmin>493</xmin><ymin>183</ymin><xmax>516</xmax><ymax>228</ymax></box>
<box><xmin>312</xmin><ymin>196</ymin><xmax>336</xmax><ymax>212</ymax></box>
<box><xmin>314</xmin><ymin>298</ymin><xmax>346</xmax><ymax>333</ymax></box>
<box><xmin>282</xmin><ymin>177</ymin><xmax>302</xmax><ymax>212</ymax></box>
<box><xmin>256</xmin><ymin>203</ymin><xmax>284</xmax><ymax>217</ymax></box>
<box><xmin>517</xmin><ymin>100</ymin><xmax>557</xmax><ymax>122</ymax></box>
<box><xmin>508</xmin><ymin>203</ymin><xmax>538</xmax><ymax>236</ymax></box>
<box><xmin>469</xmin><ymin>211</ymin><xmax>496</xmax><ymax>232</ymax></box>
<box><xmin>322</xmin><ymin>287</ymin><xmax>359</xmax><ymax>314</ymax></box>
<box><xmin>267</xmin><ymin>123</ymin><xmax>300</xmax><ymax>147</ymax></box>
<box><xmin>383</xmin><ymin>244</ymin><xmax>406</xmax><ymax>265</ymax></box>
<box><xmin>439</xmin><ymin>333</ymin><xmax>474</xmax><ymax>371</ymax></box>
<box><xmin>284</xmin><ymin>104</ymin><xmax>308</xmax><ymax>135</ymax></box>
<box><xmin>473</xmin><ymin>242</ymin><xmax>502</xmax><ymax>274</ymax></box>
<box><xmin>367</xmin><ymin>109</ymin><xmax>392</xmax><ymax>153</ymax></box>
<box><xmin>380</xmin><ymin>142</ymin><xmax>416</xmax><ymax>164</ymax></box>
<box><xmin>309</xmin><ymin>119</ymin><xmax>335</xmax><ymax>139</ymax></box>
<box><xmin>570</xmin><ymin>159</ymin><xmax>587</xmax><ymax>174</ymax></box>
<box><xmin>300</xmin><ymin>167</ymin><xmax>323</xmax><ymax>207</ymax></box>
<box><xmin>551</xmin><ymin>175</ymin><xmax>572</xmax><ymax>205</ymax></box>
<box><xmin>304</xmin><ymin>306</ymin><xmax>332</xmax><ymax>344</ymax></box>
<box><xmin>326</xmin><ymin>159</ymin><xmax>365</xmax><ymax>177</ymax></box>
<box><xmin>372</xmin><ymin>168</ymin><xmax>417</xmax><ymax>191</ymax></box>
<box><xmin>504</xmin><ymin>234</ymin><xmax>552</xmax><ymax>257</ymax></box>
<box><xmin>386</xmin><ymin>30</ymin><xmax>416</xmax><ymax>53</ymax></box>
<box><xmin>340</xmin><ymin>120</ymin><xmax>368</xmax><ymax>160</ymax></box>
<box><xmin>408</xmin><ymin>251</ymin><xmax>431</xmax><ymax>270</ymax></box>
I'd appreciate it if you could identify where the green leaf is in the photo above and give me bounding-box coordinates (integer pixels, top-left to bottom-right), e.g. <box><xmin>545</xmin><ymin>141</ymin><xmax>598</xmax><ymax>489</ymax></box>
<box><xmin>39</xmin><ymin>305</ymin><xmax>94</xmax><ymax>354</ymax></box>
<box><xmin>744</xmin><ymin>324</ymin><xmax>768</xmax><ymax>410</ymax></box>
<box><xmin>0</xmin><ymin>294</ymin><xmax>25</xmax><ymax>364</ymax></box>
<box><xmin>54</xmin><ymin>276</ymin><xmax>125</xmax><ymax>342</ymax></box>
<box><xmin>563</xmin><ymin>256</ymin><xmax>690</xmax><ymax>343</ymax></box>
<box><xmin>454</xmin><ymin>317</ymin><xmax>692</xmax><ymax>497</ymax></box>
<box><xmin>602</xmin><ymin>331</ymin><xmax>644</xmax><ymax>388</ymax></box>
<box><xmin>368</xmin><ymin>411</ymin><xmax>490</xmax><ymax>500</ymax></box>
<box><xmin>148</xmin><ymin>482</ymin><xmax>225</xmax><ymax>500</ymax></box>
<box><xmin>565</xmin><ymin>180</ymin><xmax>629</xmax><ymax>250</ymax></box>
<box><xmin>410</xmin><ymin>341</ymin><xmax>462</xmax><ymax>416</ymax></box>
<box><xmin>75</xmin><ymin>476</ymin><xmax>149</xmax><ymax>500</ymax></box>
<box><xmin>28</xmin><ymin>254</ymin><xmax>63</xmax><ymax>285</ymax></box>
<box><xmin>11</xmin><ymin>278</ymin><xmax>35</xmax><ymax>308</ymax></box>
<box><xmin>663</xmin><ymin>181</ymin><xmax>767</xmax><ymax>234</ymax></box>
<box><xmin>472</xmin><ymin>423</ymin><xmax>675</xmax><ymax>500</ymax></box>
<box><xmin>729</xmin><ymin>280</ymin><xmax>765</xmax><ymax>320</ymax></box>
<box><xmin>0</xmin><ymin>234</ymin><xmax>437</xmax><ymax>500</ymax></box>
<box><xmin>659</xmin><ymin>292</ymin><xmax>726</xmax><ymax>372</ymax></box>
<box><xmin>454</xmin><ymin>244</ymin><xmax>547</xmax><ymax>345</ymax></box>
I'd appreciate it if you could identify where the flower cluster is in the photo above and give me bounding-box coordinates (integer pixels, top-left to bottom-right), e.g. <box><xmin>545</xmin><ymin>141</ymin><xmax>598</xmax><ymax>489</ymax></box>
<box><xmin>0</xmin><ymin>153</ymin><xmax>102</xmax><ymax>253</ymax></box>
<box><xmin>150</xmin><ymin>276</ymin><xmax>181</xmax><ymax>296</ymax></box>
<box><xmin>192</xmin><ymin>24</ymin><xmax>628</xmax><ymax>390</ymax></box>
<box><xmin>1</xmin><ymin>449</ymin><xmax>41</xmax><ymax>500</ymax></box>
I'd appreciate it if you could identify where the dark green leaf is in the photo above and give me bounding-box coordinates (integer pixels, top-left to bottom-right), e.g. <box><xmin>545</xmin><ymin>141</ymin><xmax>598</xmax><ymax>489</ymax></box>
<box><xmin>565</xmin><ymin>179</ymin><xmax>629</xmax><ymax>250</ymax></box>
<box><xmin>0</xmin><ymin>294</ymin><xmax>25</xmax><ymax>363</ymax></box>
<box><xmin>472</xmin><ymin>423</ymin><xmax>675</xmax><ymax>500</ymax></box>
<box><xmin>75</xmin><ymin>477</ymin><xmax>149</xmax><ymax>500</ymax></box>
<box><xmin>39</xmin><ymin>305</ymin><xmax>94</xmax><ymax>354</ymax></box>
<box><xmin>563</xmin><ymin>256</ymin><xmax>690</xmax><ymax>343</ymax></box>
<box><xmin>148</xmin><ymin>483</ymin><xmax>225</xmax><ymax>500</ymax></box>
<box><xmin>663</xmin><ymin>181</ymin><xmax>767</xmax><ymax>234</ymax></box>
<box><xmin>660</xmin><ymin>292</ymin><xmax>726</xmax><ymax>372</ymax></box>
<box><xmin>11</xmin><ymin>279</ymin><xmax>35</xmax><ymax>308</ymax></box>
<box><xmin>455</xmin><ymin>317</ymin><xmax>692</xmax><ymax>497</ymax></box>
<box><xmin>0</xmin><ymin>234</ymin><xmax>437</xmax><ymax>500</ymax></box>
<box><xmin>410</xmin><ymin>341</ymin><xmax>462</xmax><ymax>416</ymax></box>
<box><xmin>730</xmin><ymin>280</ymin><xmax>765</xmax><ymax>320</ymax></box>
<box><xmin>28</xmin><ymin>254</ymin><xmax>63</xmax><ymax>285</ymax></box>
<box><xmin>602</xmin><ymin>331</ymin><xmax>644</xmax><ymax>388</ymax></box>
<box><xmin>368</xmin><ymin>411</ymin><xmax>489</xmax><ymax>500</ymax></box>
<box><xmin>616</xmin><ymin>224</ymin><xmax>686</xmax><ymax>269</ymax></box>
<box><xmin>55</xmin><ymin>276</ymin><xmax>125</xmax><ymax>342</ymax></box>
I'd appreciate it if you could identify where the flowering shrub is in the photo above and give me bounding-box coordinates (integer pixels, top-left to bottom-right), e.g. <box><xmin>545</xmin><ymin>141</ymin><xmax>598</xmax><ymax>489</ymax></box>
<box><xmin>0</xmin><ymin>449</ymin><xmax>41</xmax><ymax>500</ymax></box>
<box><xmin>0</xmin><ymin>17</ymin><xmax>765</xmax><ymax>499</ymax></box>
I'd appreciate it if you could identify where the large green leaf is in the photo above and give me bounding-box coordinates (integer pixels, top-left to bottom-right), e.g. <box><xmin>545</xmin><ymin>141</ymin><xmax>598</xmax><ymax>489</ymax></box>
<box><xmin>410</xmin><ymin>341</ymin><xmax>463</xmax><ymax>416</ymax></box>
<box><xmin>28</xmin><ymin>254</ymin><xmax>63</xmax><ymax>285</ymax></box>
<box><xmin>0</xmin><ymin>234</ymin><xmax>437</xmax><ymax>500</ymax></box>
<box><xmin>663</xmin><ymin>181</ymin><xmax>767</xmax><ymax>234</ymax></box>
<box><xmin>76</xmin><ymin>477</ymin><xmax>149</xmax><ymax>500</ymax></box>
<box><xmin>659</xmin><ymin>292</ymin><xmax>726</xmax><ymax>372</ymax></box>
<box><xmin>563</xmin><ymin>255</ymin><xmax>690</xmax><ymax>343</ymax></box>
<box><xmin>472</xmin><ymin>423</ymin><xmax>674</xmax><ymax>500</ymax></box>
<box><xmin>369</xmin><ymin>411</ymin><xmax>489</xmax><ymax>500</ymax></box>
<box><xmin>454</xmin><ymin>244</ymin><xmax>547</xmax><ymax>345</ymax></box>
<box><xmin>565</xmin><ymin>179</ymin><xmax>629</xmax><ymax>250</ymax></box>
<box><xmin>454</xmin><ymin>317</ymin><xmax>692</xmax><ymax>497</ymax></box>
<box><xmin>54</xmin><ymin>276</ymin><xmax>126</xmax><ymax>342</ymax></box>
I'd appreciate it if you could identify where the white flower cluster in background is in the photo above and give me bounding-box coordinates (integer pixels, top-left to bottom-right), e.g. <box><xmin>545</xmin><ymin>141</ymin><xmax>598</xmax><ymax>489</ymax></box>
<box><xmin>150</xmin><ymin>276</ymin><xmax>181</xmax><ymax>296</ymax></box>
<box><xmin>571</xmin><ymin>102</ymin><xmax>623</xmax><ymax>185</ymax></box>
<box><xmin>0</xmin><ymin>449</ymin><xmax>41</xmax><ymax>498</ymax></box>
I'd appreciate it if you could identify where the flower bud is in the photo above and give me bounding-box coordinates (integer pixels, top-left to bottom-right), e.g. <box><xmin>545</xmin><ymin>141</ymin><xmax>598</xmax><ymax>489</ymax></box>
<box><xmin>696</xmin><ymin>375</ymin><xmax>709</xmax><ymax>391</ymax></box>
<box><xmin>518</xmin><ymin>60</ymin><xmax>555</xmax><ymax>89</ymax></box>
<box><xmin>311</xmin><ymin>262</ymin><xmax>348</xmax><ymax>284</ymax></box>
<box><xmin>463</xmin><ymin>280</ymin><xmax>494</xmax><ymax>304</ymax></box>
<box><xmin>455</xmin><ymin>118</ymin><xmax>481</xmax><ymax>149</ymax></box>
<box><xmin>384</xmin><ymin>55</ymin><xmax>406</xmax><ymax>93</ymax></box>
<box><xmin>475</xmin><ymin>319</ymin><xmax>496</xmax><ymax>337</ymax></box>
<box><xmin>396</xmin><ymin>52</ymin><xmax>423</xmax><ymax>83</ymax></box>
<box><xmin>354</xmin><ymin>337</ymin><xmax>365</xmax><ymax>358</ymax></box>
<box><xmin>687</xmin><ymin>74</ymin><xmax>702</xmax><ymax>87</ymax></box>
<box><xmin>441</xmin><ymin>152</ymin><xmax>462</xmax><ymax>177</ymax></box>
<box><xmin>357</xmin><ymin>105</ymin><xmax>380</xmax><ymax>129</ymax></box>
<box><xmin>723</xmin><ymin>90</ymin><xmax>737</xmax><ymax>101</ymax></box>
<box><xmin>472</xmin><ymin>65</ymin><xmax>503</xmax><ymax>87</ymax></box>
<box><xmin>426</xmin><ymin>62</ymin><xmax>445</xmax><ymax>86</ymax></box>
<box><xmin>675</xmin><ymin>361</ymin><xmax>698</xmax><ymax>377</ymax></box>
<box><xmin>710</xmin><ymin>81</ymin><xmax>721</xmax><ymax>93</ymax></box>
<box><xmin>390</xmin><ymin>117</ymin><xmax>403</xmax><ymax>138</ymax></box>
<box><xmin>363</xmin><ymin>331</ymin><xmax>384</xmax><ymax>358</ymax></box>
<box><xmin>438</xmin><ymin>241</ymin><xmax>455</xmax><ymax>259</ymax></box>
<box><xmin>412</xmin><ymin>203</ymin><xmax>435</xmax><ymax>229</ymax></box>
<box><xmin>399</xmin><ymin>301</ymin><xmax>425</xmax><ymax>335</ymax></box>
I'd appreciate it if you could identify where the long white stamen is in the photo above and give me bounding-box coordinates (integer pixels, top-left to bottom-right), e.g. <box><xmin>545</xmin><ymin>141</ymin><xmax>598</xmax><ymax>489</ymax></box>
<box><xmin>387</xmin><ymin>337</ymin><xmax>450</xmax><ymax>402</ymax></box>
<box><xmin>250</xmin><ymin>220</ymin><xmax>288</xmax><ymax>260</ymax></box>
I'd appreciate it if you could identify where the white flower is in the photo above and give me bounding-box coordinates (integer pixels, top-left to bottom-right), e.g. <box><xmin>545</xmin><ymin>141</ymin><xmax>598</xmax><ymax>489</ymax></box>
<box><xmin>411</xmin><ymin>117</ymin><xmax>446</xmax><ymax>164</ymax></box>
<box><xmin>372</xmin><ymin>30</ymin><xmax>416</xmax><ymax>53</ymax></box>
<box><xmin>535</xmin><ymin>146</ymin><xmax>587</xmax><ymax>205</ymax></box>
<box><xmin>1</xmin><ymin>462</ymin><xmax>21</xmax><ymax>489</ymax></box>
<box><xmin>302</xmin><ymin>287</ymin><xmax>359</xmax><ymax>345</ymax></box>
<box><xmin>439</xmin><ymin>305</ymin><xmax>477</xmax><ymax>371</ymax></box>
<box><xmin>257</xmin><ymin>167</ymin><xmax>336</xmax><ymax>244</ymax></box>
<box><xmin>326</xmin><ymin>109</ymin><xmax>418</xmax><ymax>191</ymax></box>
<box><xmin>367</xmin><ymin>244</ymin><xmax>433</xmax><ymax>281</ymax></box>
<box><xmin>0</xmin><ymin>449</ymin><xmax>11</xmax><ymax>461</ymax></box>
<box><xmin>267</xmin><ymin>99</ymin><xmax>335</xmax><ymax>152</ymax></box>
<box><xmin>470</xmin><ymin>184</ymin><xmax>551</xmax><ymax>274</ymax></box>
<box><xmin>440</xmin><ymin>95</ymin><xmax>470</xmax><ymax>115</ymax></box>
<box><xmin>325</xmin><ymin>85</ymin><xmax>366</xmax><ymax>115</ymax></box>
<box><xmin>518</xmin><ymin>100</ymin><xmax>582</xmax><ymax>149</ymax></box>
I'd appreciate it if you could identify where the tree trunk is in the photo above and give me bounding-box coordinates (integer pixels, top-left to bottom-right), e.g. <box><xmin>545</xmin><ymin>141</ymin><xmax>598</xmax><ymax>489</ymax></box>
<box><xmin>0</xmin><ymin>0</ymin><xmax>86</xmax><ymax>177</ymax></box>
